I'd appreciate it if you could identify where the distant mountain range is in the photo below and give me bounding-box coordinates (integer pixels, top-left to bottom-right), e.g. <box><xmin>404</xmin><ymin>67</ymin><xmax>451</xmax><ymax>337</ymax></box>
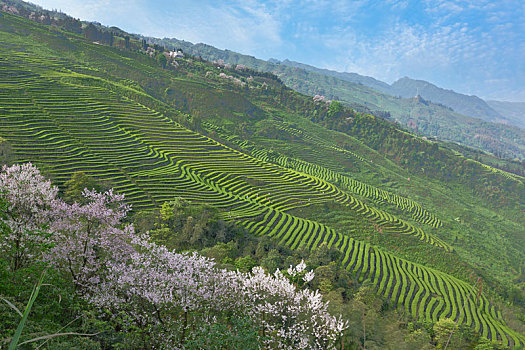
<box><xmin>486</xmin><ymin>100</ymin><xmax>525</xmax><ymax>129</ymax></box>
<box><xmin>389</xmin><ymin>77</ymin><xmax>502</xmax><ymax>122</ymax></box>
<box><xmin>272</xmin><ymin>60</ymin><xmax>523</xmax><ymax>129</ymax></box>
<box><xmin>268</xmin><ymin>58</ymin><xmax>392</xmax><ymax>93</ymax></box>
<box><xmin>146</xmin><ymin>37</ymin><xmax>525</xmax><ymax>160</ymax></box>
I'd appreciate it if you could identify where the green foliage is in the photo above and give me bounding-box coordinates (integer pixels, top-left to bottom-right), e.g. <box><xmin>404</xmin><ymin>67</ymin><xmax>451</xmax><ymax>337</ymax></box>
<box><xmin>201</xmin><ymin>241</ymin><xmax>239</xmax><ymax>263</ymax></box>
<box><xmin>185</xmin><ymin>316</ymin><xmax>263</xmax><ymax>349</ymax></box>
<box><xmin>0</xmin><ymin>260</ymin><xmax>107</xmax><ymax>349</ymax></box>
<box><xmin>156</xmin><ymin>52</ymin><xmax>167</xmax><ymax>68</ymax></box>
<box><xmin>433</xmin><ymin>318</ymin><xmax>456</xmax><ymax>349</ymax></box>
<box><xmin>138</xmin><ymin>201</ymin><xmax>244</xmax><ymax>252</ymax></box>
<box><xmin>234</xmin><ymin>255</ymin><xmax>257</xmax><ymax>272</ymax></box>
<box><xmin>63</xmin><ymin>172</ymin><xmax>106</xmax><ymax>203</ymax></box>
<box><xmin>0</xmin><ymin>137</ymin><xmax>13</xmax><ymax>166</ymax></box>
<box><xmin>7</xmin><ymin>270</ymin><xmax>46</xmax><ymax>350</ymax></box>
<box><xmin>259</xmin><ymin>248</ymin><xmax>282</xmax><ymax>272</ymax></box>
<box><xmin>327</xmin><ymin>100</ymin><xmax>343</xmax><ymax>117</ymax></box>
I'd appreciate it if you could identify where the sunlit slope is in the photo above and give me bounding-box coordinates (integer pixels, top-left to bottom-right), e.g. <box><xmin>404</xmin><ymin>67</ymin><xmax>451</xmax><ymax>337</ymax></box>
<box><xmin>0</xmin><ymin>52</ymin><xmax>446</xmax><ymax>249</ymax></box>
<box><xmin>0</xmin><ymin>53</ymin><xmax>523</xmax><ymax>347</ymax></box>
<box><xmin>204</xmin><ymin>120</ymin><xmax>443</xmax><ymax>228</ymax></box>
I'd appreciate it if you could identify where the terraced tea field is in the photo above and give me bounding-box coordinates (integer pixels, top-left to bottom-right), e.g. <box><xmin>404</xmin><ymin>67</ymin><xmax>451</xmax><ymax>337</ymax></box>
<box><xmin>203</xmin><ymin>120</ymin><xmax>443</xmax><ymax>228</ymax></box>
<box><xmin>1</xmin><ymin>29</ymin><xmax>524</xmax><ymax>346</ymax></box>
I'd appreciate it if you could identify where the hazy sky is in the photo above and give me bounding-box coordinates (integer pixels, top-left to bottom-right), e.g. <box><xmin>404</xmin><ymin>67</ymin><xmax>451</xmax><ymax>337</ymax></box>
<box><xmin>30</xmin><ymin>0</ymin><xmax>525</xmax><ymax>101</ymax></box>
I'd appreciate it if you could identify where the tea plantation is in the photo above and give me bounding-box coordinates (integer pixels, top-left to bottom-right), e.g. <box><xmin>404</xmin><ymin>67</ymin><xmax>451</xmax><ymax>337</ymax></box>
<box><xmin>1</xmin><ymin>11</ymin><xmax>524</xmax><ymax>347</ymax></box>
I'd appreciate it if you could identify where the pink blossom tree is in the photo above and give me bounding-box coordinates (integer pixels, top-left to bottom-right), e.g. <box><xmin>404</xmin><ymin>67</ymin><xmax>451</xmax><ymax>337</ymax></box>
<box><xmin>0</xmin><ymin>163</ymin><xmax>57</xmax><ymax>270</ymax></box>
<box><xmin>91</xmin><ymin>233</ymin><xmax>245</xmax><ymax>346</ymax></box>
<box><xmin>45</xmin><ymin>189</ymin><xmax>135</xmax><ymax>291</ymax></box>
<box><xmin>243</xmin><ymin>266</ymin><xmax>347</xmax><ymax>349</ymax></box>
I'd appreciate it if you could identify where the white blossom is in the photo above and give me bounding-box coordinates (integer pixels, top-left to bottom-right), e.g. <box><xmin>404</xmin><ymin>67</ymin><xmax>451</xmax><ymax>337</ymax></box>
<box><xmin>303</xmin><ymin>270</ymin><xmax>315</xmax><ymax>283</ymax></box>
<box><xmin>296</xmin><ymin>259</ymin><xmax>306</xmax><ymax>274</ymax></box>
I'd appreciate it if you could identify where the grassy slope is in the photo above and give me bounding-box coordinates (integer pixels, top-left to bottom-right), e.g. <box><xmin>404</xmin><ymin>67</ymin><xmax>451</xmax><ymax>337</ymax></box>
<box><xmin>1</xmin><ymin>12</ymin><xmax>525</xmax><ymax>345</ymax></box>
<box><xmin>152</xmin><ymin>37</ymin><xmax>525</xmax><ymax>160</ymax></box>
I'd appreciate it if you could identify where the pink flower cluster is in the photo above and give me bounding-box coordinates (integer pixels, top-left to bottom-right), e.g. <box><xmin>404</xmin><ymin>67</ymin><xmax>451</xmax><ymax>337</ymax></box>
<box><xmin>92</xmin><ymin>234</ymin><xmax>348</xmax><ymax>349</ymax></box>
<box><xmin>313</xmin><ymin>94</ymin><xmax>326</xmax><ymax>103</ymax></box>
<box><xmin>46</xmin><ymin>189</ymin><xmax>135</xmax><ymax>290</ymax></box>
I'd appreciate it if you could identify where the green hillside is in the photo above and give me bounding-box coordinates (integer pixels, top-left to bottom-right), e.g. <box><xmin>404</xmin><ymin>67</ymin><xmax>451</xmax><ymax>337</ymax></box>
<box><xmin>150</xmin><ymin>37</ymin><xmax>525</xmax><ymax>161</ymax></box>
<box><xmin>276</xmin><ymin>61</ymin><xmax>524</xmax><ymax>134</ymax></box>
<box><xmin>1</xmin><ymin>10</ymin><xmax>525</xmax><ymax>347</ymax></box>
<box><xmin>269</xmin><ymin>58</ymin><xmax>393</xmax><ymax>93</ymax></box>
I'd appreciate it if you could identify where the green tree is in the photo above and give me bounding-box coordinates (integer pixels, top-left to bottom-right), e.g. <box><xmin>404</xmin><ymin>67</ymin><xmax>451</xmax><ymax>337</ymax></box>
<box><xmin>234</xmin><ymin>255</ymin><xmax>257</xmax><ymax>272</ymax></box>
<box><xmin>82</xmin><ymin>23</ymin><xmax>100</xmax><ymax>42</ymax></box>
<box><xmin>63</xmin><ymin>172</ymin><xmax>102</xmax><ymax>203</ymax></box>
<box><xmin>157</xmin><ymin>53</ymin><xmax>167</xmax><ymax>69</ymax></box>
<box><xmin>327</xmin><ymin>101</ymin><xmax>343</xmax><ymax>117</ymax></box>
<box><xmin>159</xmin><ymin>198</ymin><xmax>189</xmax><ymax>229</ymax></box>
<box><xmin>260</xmin><ymin>248</ymin><xmax>281</xmax><ymax>273</ymax></box>
<box><xmin>0</xmin><ymin>137</ymin><xmax>13</xmax><ymax>166</ymax></box>
<box><xmin>433</xmin><ymin>318</ymin><xmax>459</xmax><ymax>349</ymax></box>
<box><xmin>185</xmin><ymin>316</ymin><xmax>263</xmax><ymax>350</ymax></box>
<box><xmin>474</xmin><ymin>338</ymin><xmax>494</xmax><ymax>350</ymax></box>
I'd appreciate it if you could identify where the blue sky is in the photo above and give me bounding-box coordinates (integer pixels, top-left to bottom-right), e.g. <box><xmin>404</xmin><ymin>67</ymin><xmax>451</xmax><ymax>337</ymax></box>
<box><xmin>31</xmin><ymin>0</ymin><xmax>525</xmax><ymax>102</ymax></box>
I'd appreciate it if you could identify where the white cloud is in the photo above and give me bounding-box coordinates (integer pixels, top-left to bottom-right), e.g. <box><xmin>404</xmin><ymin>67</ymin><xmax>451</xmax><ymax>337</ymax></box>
<box><xmin>314</xmin><ymin>0</ymin><xmax>524</xmax><ymax>100</ymax></box>
<box><xmin>323</xmin><ymin>22</ymin><xmax>464</xmax><ymax>83</ymax></box>
<box><xmin>157</xmin><ymin>1</ymin><xmax>282</xmax><ymax>57</ymax></box>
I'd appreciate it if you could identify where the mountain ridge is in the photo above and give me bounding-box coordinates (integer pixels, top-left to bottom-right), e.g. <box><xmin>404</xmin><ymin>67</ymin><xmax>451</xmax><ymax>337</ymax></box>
<box><xmin>390</xmin><ymin>76</ymin><xmax>506</xmax><ymax>124</ymax></box>
<box><xmin>273</xmin><ymin>58</ymin><xmax>524</xmax><ymax>132</ymax></box>
<box><xmin>487</xmin><ymin>100</ymin><xmax>525</xmax><ymax>129</ymax></box>
<box><xmin>142</xmin><ymin>36</ymin><xmax>525</xmax><ymax>160</ymax></box>
<box><xmin>271</xmin><ymin>58</ymin><xmax>393</xmax><ymax>93</ymax></box>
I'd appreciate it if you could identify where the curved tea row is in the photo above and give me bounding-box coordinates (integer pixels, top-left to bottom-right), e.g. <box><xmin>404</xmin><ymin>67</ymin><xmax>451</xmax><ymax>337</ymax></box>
<box><xmin>203</xmin><ymin>122</ymin><xmax>442</xmax><ymax>228</ymax></box>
